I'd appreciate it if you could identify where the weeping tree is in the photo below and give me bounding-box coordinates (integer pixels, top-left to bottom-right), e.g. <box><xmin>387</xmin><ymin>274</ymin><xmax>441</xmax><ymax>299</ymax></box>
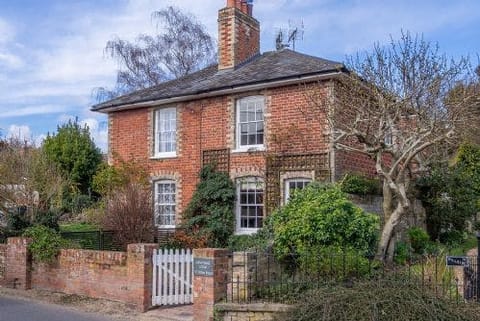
<box><xmin>308</xmin><ymin>32</ymin><xmax>479</xmax><ymax>261</ymax></box>
<box><xmin>96</xmin><ymin>6</ymin><xmax>216</xmax><ymax>100</ymax></box>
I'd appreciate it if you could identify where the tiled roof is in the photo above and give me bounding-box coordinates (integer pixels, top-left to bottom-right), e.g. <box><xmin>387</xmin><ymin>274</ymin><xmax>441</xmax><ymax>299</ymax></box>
<box><xmin>92</xmin><ymin>49</ymin><xmax>345</xmax><ymax>112</ymax></box>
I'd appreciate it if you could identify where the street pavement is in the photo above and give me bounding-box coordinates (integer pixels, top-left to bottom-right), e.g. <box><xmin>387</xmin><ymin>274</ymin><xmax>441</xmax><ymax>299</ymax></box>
<box><xmin>0</xmin><ymin>295</ymin><xmax>114</xmax><ymax>321</ymax></box>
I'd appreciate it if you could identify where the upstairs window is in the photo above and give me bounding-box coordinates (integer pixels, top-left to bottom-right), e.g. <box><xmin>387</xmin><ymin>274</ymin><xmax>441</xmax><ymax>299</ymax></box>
<box><xmin>154</xmin><ymin>107</ymin><xmax>177</xmax><ymax>157</ymax></box>
<box><xmin>236</xmin><ymin>96</ymin><xmax>264</xmax><ymax>150</ymax></box>
<box><xmin>154</xmin><ymin>180</ymin><xmax>176</xmax><ymax>228</ymax></box>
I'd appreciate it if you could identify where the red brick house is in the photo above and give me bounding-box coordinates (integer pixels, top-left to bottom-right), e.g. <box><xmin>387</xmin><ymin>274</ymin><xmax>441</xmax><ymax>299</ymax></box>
<box><xmin>92</xmin><ymin>0</ymin><xmax>374</xmax><ymax>235</ymax></box>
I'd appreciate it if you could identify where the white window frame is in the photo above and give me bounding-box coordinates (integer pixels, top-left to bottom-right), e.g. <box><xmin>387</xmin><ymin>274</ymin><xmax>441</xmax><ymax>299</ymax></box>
<box><xmin>154</xmin><ymin>107</ymin><xmax>177</xmax><ymax>158</ymax></box>
<box><xmin>154</xmin><ymin>180</ymin><xmax>176</xmax><ymax>228</ymax></box>
<box><xmin>235</xmin><ymin>96</ymin><xmax>265</xmax><ymax>151</ymax></box>
<box><xmin>236</xmin><ymin>177</ymin><xmax>264</xmax><ymax>234</ymax></box>
<box><xmin>284</xmin><ymin>178</ymin><xmax>312</xmax><ymax>204</ymax></box>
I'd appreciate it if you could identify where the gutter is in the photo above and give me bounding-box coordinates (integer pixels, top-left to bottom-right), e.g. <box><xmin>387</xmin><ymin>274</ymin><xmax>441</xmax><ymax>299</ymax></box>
<box><xmin>93</xmin><ymin>71</ymin><xmax>343</xmax><ymax>113</ymax></box>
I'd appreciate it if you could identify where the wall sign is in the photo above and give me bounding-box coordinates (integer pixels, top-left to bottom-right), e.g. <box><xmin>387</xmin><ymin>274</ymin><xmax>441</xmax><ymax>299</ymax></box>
<box><xmin>446</xmin><ymin>256</ymin><xmax>469</xmax><ymax>267</ymax></box>
<box><xmin>194</xmin><ymin>258</ymin><xmax>214</xmax><ymax>276</ymax></box>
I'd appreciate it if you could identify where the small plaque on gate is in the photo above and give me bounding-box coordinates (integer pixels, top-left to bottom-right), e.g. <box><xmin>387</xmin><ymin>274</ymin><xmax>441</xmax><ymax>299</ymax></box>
<box><xmin>194</xmin><ymin>258</ymin><xmax>214</xmax><ymax>276</ymax></box>
<box><xmin>446</xmin><ymin>256</ymin><xmax>469</xmax><ymax>267</ymax></box>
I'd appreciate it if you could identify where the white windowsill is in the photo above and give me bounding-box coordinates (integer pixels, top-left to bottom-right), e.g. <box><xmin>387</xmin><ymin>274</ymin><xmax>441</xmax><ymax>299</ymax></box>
<box><xmin>235</xmin><ymin>229</ymin><xmax>259</xmax><ymax>235</ymax></box>
<box><xmin>157</xmin><ymin>226</ymin><xmax>176</xmax><ymax>229</ymax></box>
<box><xmin>231</xmin><ymin>146</ymin><xmax>266</xmax><ymax>154</ymax></box>
<box><xmin>150</xmin><ymin>152</ymin><xmax>177</xmax><ymax>160</ymax></box>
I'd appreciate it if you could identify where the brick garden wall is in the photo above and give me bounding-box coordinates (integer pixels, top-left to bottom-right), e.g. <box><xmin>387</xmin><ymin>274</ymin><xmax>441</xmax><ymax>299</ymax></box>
<box><xmin>31</xmin><ymin>249</ymin><xmax>129</xmax><ymax>302</ymax></box>
<box><xmin>3</xmin><ymin>238</ymin><xmax>157</xmax><ymax>312</ymax></box>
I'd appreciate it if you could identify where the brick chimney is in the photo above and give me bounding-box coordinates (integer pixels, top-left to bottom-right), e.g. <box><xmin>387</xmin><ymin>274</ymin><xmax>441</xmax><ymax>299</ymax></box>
<box><xmin>218</xmin><ymin>0</ymin><xmax>260</xmax><ymax>70</ymax></box>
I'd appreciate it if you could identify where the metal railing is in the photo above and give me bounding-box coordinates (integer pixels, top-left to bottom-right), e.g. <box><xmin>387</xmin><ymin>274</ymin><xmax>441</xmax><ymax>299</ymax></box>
<box><xmin>223</xmin><ymin>250</ymin><xmax>473</xmax><ymax>304</ymax></box>
<box><xmin>60</xmin><ymin>230</ymin><xmax>123</xmax><ymax>251</ymax></box>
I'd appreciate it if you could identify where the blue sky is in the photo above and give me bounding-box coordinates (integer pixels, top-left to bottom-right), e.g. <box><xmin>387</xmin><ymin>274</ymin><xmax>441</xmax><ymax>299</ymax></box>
<box><xmin>0</xmin><ymin>0</ymin><xmax>479</xmax><ymax>151</ymax></box>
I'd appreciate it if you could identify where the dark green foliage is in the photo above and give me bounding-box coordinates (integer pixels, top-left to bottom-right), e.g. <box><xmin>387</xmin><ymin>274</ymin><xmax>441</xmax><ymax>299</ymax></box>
<box><xmin>32</xmin><ymin>209</ymin><xmax>61</xmax><ymax>231</ymax></box>
<box><xmin>271</xmin><ymin>183</ymin><xmax>379</xmax><ymax>264</ymax></box>
<box><xmin>394</xmin><ymin>241</ymin><xmax>410</xmax><ymax>265</ymax></box>
<box><xmin>43</xmin><ymin>119</ymin><xmax>102</xmax><ymax>195</ymax></box>
<box><xmin>23</xmin><ymin>225</ymin><xmax>69</xmax><ymax>263</ymax></box>
<box><xmin>6</xmin><ymin>206</ymin><xmax>30</xmax><ymax>233</ymax></box>
<box><xmin>274</xmin><ymin>278</ymin><xmax>479</xmax><ymax>321</ymax></box>
<box><xmin>182</xmin><ymin>165</ymin><xmax>235</xmax><ymax>248</ymax></box>
<box><xmin>417</xmin><ymin>143</ymin><xmax>480</xmax><ymax>242</ymax></box>
<box><xmin>407</xmin><ymin>227</ymin><xmax>430</xmax><ymax>254</ymax></box>
<box><xmin>340</xmin><ymin>173</ymin><xmax>381</xmax><ymax>195</ymax></box>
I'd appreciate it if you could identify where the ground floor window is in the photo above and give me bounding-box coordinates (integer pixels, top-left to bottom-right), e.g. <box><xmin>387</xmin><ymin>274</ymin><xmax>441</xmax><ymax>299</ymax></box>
<box><xmin>154</xmin><ymin>180</ymin><xmax>176</xmax><ymax>228</ymax></box>
<box><xmin>236</xmin><ymin>177</ymin><xmax>264</xmax><ymax>234</ymax></box>
<box><xmin>284</xmin><ymin>178</ymin><xmax>312</xmax><ymax>203</ymax></box>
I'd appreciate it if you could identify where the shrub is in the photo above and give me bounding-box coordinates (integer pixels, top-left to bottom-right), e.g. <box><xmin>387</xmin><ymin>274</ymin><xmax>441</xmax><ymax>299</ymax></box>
<box><xmin>407</xmin><ymin>227</ymin><xmax>430</xmax><ymax>254</ymax></box>
<box><xmin>394</xmin><ymin>241</ymin><xmax>410</xmax><ymax>265</ymax></box>
<box><xmin>102</xmin><ymin>182</ymin><xmax>155</xmax><ymax>250</ymax></box>
<box><xmin>23</xmin><ymin>225</ymin><xmax>69</xmax><ymax>263</ymax></box>
<box><xmin>97</xmin><ymin>160</ymin><xmax>154</xmax><ymax>250</ymax></box>
<box><xmin>340</xmin><ymin>173</ymin><xmax>381</xmax><ymax>195</ymax></box>
<box><xmin>417</xmin><ymin>143</ymin><xmax>480</xmax><ymax>242</ymax></box>
<box><xmin>181</xmin><ymin>165</ymin><xmax>235</xmax><ymax>248</ymax></box>
<box><xmin>271</xmin><ymin>183</ymin><xmax>379</xmax><ymax>264</ymax></box>
<box><xmin>274</xmin><ymin>277</ymin><xmax>479</xmax><ymax>321</ymax></box>
<box><xmin>32</xmin><ymin>209</ymin><xmax>61</xmax><ymax>231</ymax></box>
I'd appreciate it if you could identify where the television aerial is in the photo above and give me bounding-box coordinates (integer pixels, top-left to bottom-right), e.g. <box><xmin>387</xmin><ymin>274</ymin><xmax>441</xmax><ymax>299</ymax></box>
<box><xmin>275</xmin><ymin>19</ymin><xmax>304</xmax><ymax>51</ymax></box>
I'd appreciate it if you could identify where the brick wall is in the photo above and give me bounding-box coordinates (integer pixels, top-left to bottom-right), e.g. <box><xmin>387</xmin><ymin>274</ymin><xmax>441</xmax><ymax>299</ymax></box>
<box><xmin>3</xmin><ymin>238</ymin><xmax>157</xmax><ymax>312</ymax></box>
<box><xmin>0</xmin><ymin>244</ymin><xmax>6</xmax><ymax>282</ymax></box>
<box><xmin>108</xmin><ymin>82</ymin><xmax>335</xmax><ymax>227</ymax></box>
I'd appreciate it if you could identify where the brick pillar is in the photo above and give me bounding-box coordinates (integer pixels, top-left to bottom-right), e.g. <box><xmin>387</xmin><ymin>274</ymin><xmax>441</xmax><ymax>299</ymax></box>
<box><xmin>126</xmin><ymin>243</ymin><xmax>159</xmax><ymax>312</ymax></box>
<box><xmin>5</xmin><ymin>237</ymin><xmax>32</xmax><ymax>290</ymax></box>
<box><xmin>193</xmin><ymin>248</ymin><xmax>231</xmax><ymax>321</ymax></box>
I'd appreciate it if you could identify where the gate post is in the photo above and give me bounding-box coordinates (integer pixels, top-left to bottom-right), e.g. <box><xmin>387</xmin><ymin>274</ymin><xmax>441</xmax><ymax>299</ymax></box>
<box><xmin>127</xmin><ymin>243</ymin><xmax>159</xmax><ymax>312</ymax></box>
<box><xmin>5</xmin><ymin>237</ymin><xmax>32</xmax><ymax>290</ymax></box>
<box><xmin>193</xmin><ymin>248</ymin><xmax>230</xmax><ymax>321</ymax></box>
<box><xmin>476</xmin><ymin>233</ymin><xmax>480</xmax><ymax>302</ymax></box>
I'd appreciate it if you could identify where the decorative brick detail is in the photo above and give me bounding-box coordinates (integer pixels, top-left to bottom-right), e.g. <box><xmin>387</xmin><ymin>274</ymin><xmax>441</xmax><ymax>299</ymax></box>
<box><xmin>218</xmin><ymin>2</ymin><xmax>260</xmax><ymax>70</ymax></box>
<box><xmin>193</xmin><ymin>248</ymin><xmax>231</xmax><ymax>321</ymax></box>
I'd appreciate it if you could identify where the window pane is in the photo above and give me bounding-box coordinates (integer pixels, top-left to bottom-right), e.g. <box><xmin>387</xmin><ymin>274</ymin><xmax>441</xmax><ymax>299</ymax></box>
<box><xmin>237</xmin><ymin>98</ymin><xmax>264</xmax><ymax>147</ymax></box>
<box><xmin>155</xmin><ymin>181</ymin><xmax>176</xmax><ymax>227</ymax></box>
<box><xmin>156</xmin><ymin>108</ymin><xmax>177</xmax><ymax>153</ymax></box>
<box><xmin>237</xmin><ymin>178</ymin><xmax>264</xmax><ymax>230</ymax></box>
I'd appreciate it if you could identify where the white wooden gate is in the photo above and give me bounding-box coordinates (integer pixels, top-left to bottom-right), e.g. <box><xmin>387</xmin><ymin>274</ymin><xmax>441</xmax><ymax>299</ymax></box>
<box><xmin>152</xmin><ymin>248</ymin><xmax>193</xmax><ymax>306</ymax></box>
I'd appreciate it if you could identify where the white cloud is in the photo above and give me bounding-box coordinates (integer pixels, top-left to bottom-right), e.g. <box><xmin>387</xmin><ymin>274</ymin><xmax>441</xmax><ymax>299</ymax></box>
<box><xmin>7</xmin><ymin>124</ymin><xmax>32</xmax><ymax>142</ymax></box>
<box><xmin>0</xmin><ymin>51</ymin><xmax>23</xmax><ymax>68</ymax></box>
<box><xmin>0</xmin><ymin>105</ymin><xmax>70</xmax><ymax>119</ymax></box>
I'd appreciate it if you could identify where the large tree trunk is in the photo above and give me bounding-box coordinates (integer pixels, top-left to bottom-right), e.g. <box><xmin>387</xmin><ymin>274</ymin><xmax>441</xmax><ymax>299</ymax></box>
<box><xmin>376</xmin><ymin>180</ymin><xmax>410</xmax><ymax>262</ymax></box>
<box><xmin>376</xmin><ymin>202</ymin><xmax>405</xmax><ymax>261</ymax></box>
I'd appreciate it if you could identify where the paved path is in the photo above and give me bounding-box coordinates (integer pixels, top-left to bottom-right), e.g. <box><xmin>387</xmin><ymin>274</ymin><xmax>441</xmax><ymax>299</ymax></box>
<box><xmin>0</xmin><ymin>296</ymin><xmax>114</xmax><ymax>321</ymax></box>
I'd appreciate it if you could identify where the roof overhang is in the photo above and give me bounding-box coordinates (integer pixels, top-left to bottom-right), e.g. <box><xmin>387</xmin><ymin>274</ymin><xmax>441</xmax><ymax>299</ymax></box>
<box><xmin>93</xmin><ymin>70</ymin><xmax>343</xmax><ymax>114</ymax></box>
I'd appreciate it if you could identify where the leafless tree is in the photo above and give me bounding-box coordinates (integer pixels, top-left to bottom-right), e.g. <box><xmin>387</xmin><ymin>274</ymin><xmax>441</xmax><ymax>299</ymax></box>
<box><xmin>96</xmin><ymin>6</ymin><xmax>216</xmax><ymax>101</ymax></box>
<box><xmin>0</xmin><ymin>137</ymin><xmax>67</xmax><ymax>220</ymax></box>
<box><xmin>308</xmin><ymin>32</ymin><xmax>479</xmax><ymax>261</ymax></box>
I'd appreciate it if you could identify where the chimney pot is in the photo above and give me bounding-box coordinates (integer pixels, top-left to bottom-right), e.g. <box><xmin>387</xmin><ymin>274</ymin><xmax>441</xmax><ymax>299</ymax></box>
<box><xmin>227</xmin><ymin>0</ymin><xmax>236</xmax><ymax>7</ymax></box>
<box><xmin>241</xmin><ymin>1</ymin><xmax>248</xmax><ymax>14</ymax></box>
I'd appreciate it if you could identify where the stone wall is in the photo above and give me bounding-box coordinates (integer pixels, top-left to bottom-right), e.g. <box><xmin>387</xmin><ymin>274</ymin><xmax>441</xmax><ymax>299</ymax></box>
<box><xmin>3</xmin><ymin>238</ymin><xmax>158</xmax><ymax>312</ymax></box>
<box><xmin>348</xmin><ymin>194</ymin><xmax>426</xmax><ymax>231</ymax></box>
<box><xmin>215</xmin><ymin>303</ymin><xmax>290</xmax><ymax>321</ymax></box>
<box><xmin>0</xmin><ymin>244</ymin><xmax>6</xmax><ymax>282</ymax></box>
